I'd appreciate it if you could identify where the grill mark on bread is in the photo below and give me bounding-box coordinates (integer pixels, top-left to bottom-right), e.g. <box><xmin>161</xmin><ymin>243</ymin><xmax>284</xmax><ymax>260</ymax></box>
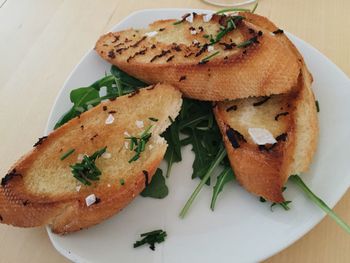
<box><xmin>127</xmin><ymin>47</ymin><xmax>148</xmax><ymax>62</ymax></box>
<box><xmin>108</xmin><ymin>50</ymin><xmax>116</xmax><ymax>59</ymax></box>
<box><xmin>130</xmin><ymin>36</ymin><xmax>147</xmax><ymax>48</ymax></box>
<box><xmin>150</xmin><ymin>50</ymin><xmax>171</xmax><ymax>62</ymax></box>
<box><xmin>253</xmin><ymin>96</ymin><xmax>271</xmax><ymax>106</ymax></box>
<box><xmin>273</xmin><ymin>29</ymin><xmax>284</xmax><ymax>35</ymax></box>
<box><xmin>166</xmin><ymin>55</ymin><xmax>175</xmax><ymax>62</ymax></box>
<box><xmin>1</xmin><ymin>169</ymin><xmax>22</xmax><ymax>186</ymax></box>
<box><xmin>226</xmin><ymin>105</ymin><xmax>237</xmax><ymax>112</ymax></box>
<box><xmin>179</xmin><ymin>75</ymin><xmax>186</xmax><ymax>82</ymax></box>
<box><xmin>226</xmin><ymin>126</ymin><xmax>246</xmax><ymax>149</ymax></box>
<box><xmin>219</xmin><ymin>42</ymin><xmax>236</xmax><ymax>50</ymax></box>
<box><xmin>275</xmin><ymin>112</ymin><xmax>289</xmax><ymax>121</ymax></box>
<box><xmin>195</xmin><ymin>43</ymin><xmax>209</xmax><ymax>57</ymax></box>
<box><xmin>33</xmin><ymin>136</ymin><xmax>48</xmax><ymax>147</ymax></box>
<box><xmin>111</xmin><ymin>35</ymin><xmax>120</xmax><ymax>43</ymax></box>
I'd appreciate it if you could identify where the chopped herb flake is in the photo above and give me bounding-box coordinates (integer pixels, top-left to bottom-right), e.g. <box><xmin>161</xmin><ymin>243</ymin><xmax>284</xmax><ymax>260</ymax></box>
<box><xmin>119</xmin><ymin>178</ymin><xmax>125</xmax><ymax>185</ymax></box>
<box><xmin>60</xmin><ymin>148</ymin><xmax>75</xmax><ymax>160</ymax></box>
<box><xmin>199</xmin><ymin>51</ymin><xmax>220</xmax><ymax>64</ymax></box>
<box><xmin>70</xmin><ymin>147</ymin><xmax>107</xmax><ymax>185</ymax></box>
<box><xmin>125</xmin><ymin>125</ymin><xmax>153</xmax><ymax>163</ymax></box>
<box><xmin>149</xmin><ymin>117</ymin><xmax>158</xmax><ymax>122</ymax></box>
<box><xmin>133</xmin><ymin>229</ymin><xmax>167</xmax><ymax>250</ymax></box>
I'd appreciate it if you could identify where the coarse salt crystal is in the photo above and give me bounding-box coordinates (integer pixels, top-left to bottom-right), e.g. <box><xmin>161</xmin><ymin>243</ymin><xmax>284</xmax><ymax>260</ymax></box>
<box><xmin>192</xmin><ymin>39</ymin><xmax>199</xmax><ymax>44</ymax></box>
<box><xmin>190</xmin><ymin>29</ymin><xmax>197</xmax><ymax>35</ymax></box>
<box><xmin>203</xmin><ymin>13</ymin><xmax>213</xmax><ymax>23</ymax></box>
<box><xmin>145</xmin><ymin>31</ymin><xmax>158</xmax><ymax>37</ymax></box>
<box><xmin>186</xmin><ymin>13</ymin><xmax>194</xmax><ymax>23</ymax></box>
<box><xmin>124</xmin><ymin>141</ymin><xmax>129</xmax><ymax>149</ymax></box>
<box><xmin>105</xmin><ymin>114</ymin><xmax>114</xmax><ymax>125</ymax></box>
<box><xmin>77</xmin><ymin>154</ymin><xmax>85</xmax><ymax>162</ymax></box>
<box><xmin>124</xmin><ymin>131</ymin><xmax>130</xmax><ymax>137</ymax></box>
<box><xmin>135</xmin><ymin>120</ymin><xmax>144</xmax><ymax>128</ymax></box>
<box><xmin>76</xmin><ymin>185</ymin><xmax>81</xmax><ymax>192</ymax></box>
<box><xmin>248</xmin><ymin>128</ymin><xmax>277</xmax><ymax>145</ymax></box>
<box><xmin>102</xmin><ymin>152</ymin><xmax>112</xmax><ymax>159</ymax></box>
<box><xmin>107</xmin><ymin>184</ymin><xmax>111</xmax><ymax>188</ymax></box>
<box><xmin>85</xmin><ymin>194</ymin><xmax>96</xmax><ymax>207</ymax></box>
<box><xmin>207</xmin><ymin>45</ymin><xmax>215</xmax><ymax>52</ymax></box>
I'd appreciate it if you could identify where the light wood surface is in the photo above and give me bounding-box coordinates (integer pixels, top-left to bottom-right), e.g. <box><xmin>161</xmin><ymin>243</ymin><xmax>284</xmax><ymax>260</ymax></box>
<box><xmin>0</xmin><ymin>0</ymin><xmax>349</xmax><ymax>262</ymax></box>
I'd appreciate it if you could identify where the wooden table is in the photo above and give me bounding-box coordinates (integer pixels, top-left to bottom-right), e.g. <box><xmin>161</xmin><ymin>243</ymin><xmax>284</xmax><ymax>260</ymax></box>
<box><xmin>0</xmin><ymin>0</ymin><xmax>349</xmax><ymax>262</ymax></box>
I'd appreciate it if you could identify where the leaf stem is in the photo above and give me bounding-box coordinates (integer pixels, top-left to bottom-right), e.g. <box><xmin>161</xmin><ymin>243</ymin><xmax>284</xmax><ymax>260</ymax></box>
<box><xmin>289</xmin><ymin>174</ymin><xmax>350</xmax><ymax>234</ymax></box>
<box><xmin>179</xmin><ymin>146</ymin><xmax>227</xmax><ymax>218</ymax></box>
<box><xmin>215</xmin><ymin>8</ymin><xmax>251</xmax><ymax>14</ymax></box>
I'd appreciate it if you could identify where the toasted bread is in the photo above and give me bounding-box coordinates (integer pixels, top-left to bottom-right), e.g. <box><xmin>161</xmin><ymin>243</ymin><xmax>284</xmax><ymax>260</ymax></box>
<box><xmin>214</xmin><ymin>14</ymin><xmax>318</xmax><ymax>202</ymax></box>
<box><xmin>0</xmin><ymin>84</ymin><xmax>182</xmax><ymax>234</ymax></box>
<box><xmin>95</xmin><ymin>13</ymin><xmax>300</xmax><ymax>101</ymax></box>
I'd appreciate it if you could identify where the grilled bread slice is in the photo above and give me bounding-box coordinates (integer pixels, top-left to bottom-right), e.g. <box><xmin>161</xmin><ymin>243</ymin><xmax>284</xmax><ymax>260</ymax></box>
<box><xmin>0</xmin><ymin>84</ymin><xmax>182</xmax><ymax>234</ymax></box>
<box><xmin>214</xmin><ymin>14</ymin><xmax>318</xmax><ymax>203</ymax></box>
<box><xmin>95</xmin><ymin>12</ymin><xmax>300</xmax><ymax>101</ymax></box>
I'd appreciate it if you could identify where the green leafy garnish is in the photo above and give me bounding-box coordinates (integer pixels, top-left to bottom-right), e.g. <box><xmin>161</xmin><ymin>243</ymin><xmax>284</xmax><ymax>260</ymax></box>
<box><xmin>180</xmin><ymin>145</ymin><xmax>227</xmax><ymax>218</ymax></box>
<box><xmin>315</xmin><ymin>100</ymin><xmax>320</xmax><ymax>112</ymax></box>
<box><xmin>199</xmin><ymin>51</ymin><xmax>220</xmax><ymax>64</ymax></box>
<box><xmin>119</xmin><ymin>178</ymin><xmax>125</xmax><ymax>186</ymax></box>
<box><xmin>290</xmin><ymin>174</ymin><xmax>350</xmax><ymax>234</ymax></box>
<box><xmin>60</xmin><ymin>148</ymin><xmax>75</xmax><ymax>160</ymax></box>
<box><xmin>54</xmin><ymin>66</ymin><xmax>147</xmax><ymax>129</ymax></box>
<box><xmin>215</xmin><ymin>1</ymin><xmax>258</xmax><ymax>14</ymax></box>
<box><xmin>70</xmin><ymin>147</ymin><xmax>107</xmax><ymax>185</ymax></box>
<box><xmin>251</xmin><ymin>1</ymin><xmax>259</xmax><ymax>13</ymax></box>
<box><xmin>149</xmin><ymin>117</ymin><xmax>158</xmax><ymax>122</ymax></box>
<box><xmin>125</xmin><ymin>125</ymin><xmax>153</xmax><ymax>163</ymax></box>
<box><xmin>133</xmin><ymin>229</ymin><xmax>167</xmax><ymax>250</ymax></box>
<box><xmin>260</xmin><ymin>187</ymin><xmax>292</xmax><ymax>211</ymax></box>
<box><xmin>163</xmin><ymin>117</ymin><xmax>182</xmax><ymax>177</ymax></box>
<box><xmin>210</xmin><ymin>167</ymin><xmax>234</xmax><ymax>211</ymax></box>
<box><xmin>215</xmin><ymin>8</ymin><xmax>251</xmax><ymax>14</ymax></box>
<box><xmin>141</xmin><ymin>169</ymin><xmax>168</xmax><ymax>199</ymax></box>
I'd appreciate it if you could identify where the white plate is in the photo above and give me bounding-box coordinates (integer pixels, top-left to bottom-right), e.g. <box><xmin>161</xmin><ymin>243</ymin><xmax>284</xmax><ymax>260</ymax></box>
<box><xmin>45</xmin><ymin>8</ymin><xmax>350</xmax><ymax>263</ymax></box>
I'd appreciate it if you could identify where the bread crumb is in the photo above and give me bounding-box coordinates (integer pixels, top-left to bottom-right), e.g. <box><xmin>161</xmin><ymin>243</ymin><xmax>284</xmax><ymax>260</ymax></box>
<box><xmin>85</xmin><ymin>194</ymin><xmax>96</xmax><ymax>206</ymax></box>
<box><xmin>107</xmin><ymin>184</ymin><xmax>111</xmax><ymax>188</ymax></box>
<box><xmin>248</xmin><ymin>128</ymin><xmax>277</xmax><ymax>145</ymax></box>
<box><xmin>135</xmin><ymin>120</ymin><xmax>144</xmax><ymax>128</ymax></box>
<box><xmin>105</xmin><ymin>114</ymin><xmax>115</xmax><ymax>125</ymax></box>
<box><xmin>102</xmin><ymin>152</ymin><xmax>112</xmax><ymax>159</ymax></box>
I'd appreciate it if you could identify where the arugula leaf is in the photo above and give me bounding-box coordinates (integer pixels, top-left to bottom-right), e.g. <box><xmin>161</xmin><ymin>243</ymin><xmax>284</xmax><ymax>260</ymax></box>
<box><xmin>290</xmin><ymin>174</ymin><xmax>350</xmax><ymax>234</ymax></box>
<box><xmin>180</xmin><ymin>145</ymin><xmax>227</xmax><ymax>218</ymax></box>
<box><xmin>210</xmin><ymin>167</ymin><xmax>235</xmax><ymax>211</ymax></box>
<box><xmin>141</xmin><ymin>169</ymin><xmax>168</xmax><ymax>199</ymax></box>
<box><xmin>163</xmin><ymin>118</ymin><xmax>182</xmax><ymax>177</ymax></box>
<box><xmin>54</xmin><ymin>66</ymin><xmax>147</xmax><ymax>129</ymax></box>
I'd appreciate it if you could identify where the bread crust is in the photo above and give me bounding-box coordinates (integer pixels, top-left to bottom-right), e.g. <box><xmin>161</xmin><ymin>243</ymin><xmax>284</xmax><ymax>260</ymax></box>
<box><xmin>0</xmin><ymin>84</ymin><xmax>182</xmax><ymax>234</ymax></box>
<box><xmin>95</xmin><ymin>14</ymin><xmax>300</xmax><ymax>101</ymax></box>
